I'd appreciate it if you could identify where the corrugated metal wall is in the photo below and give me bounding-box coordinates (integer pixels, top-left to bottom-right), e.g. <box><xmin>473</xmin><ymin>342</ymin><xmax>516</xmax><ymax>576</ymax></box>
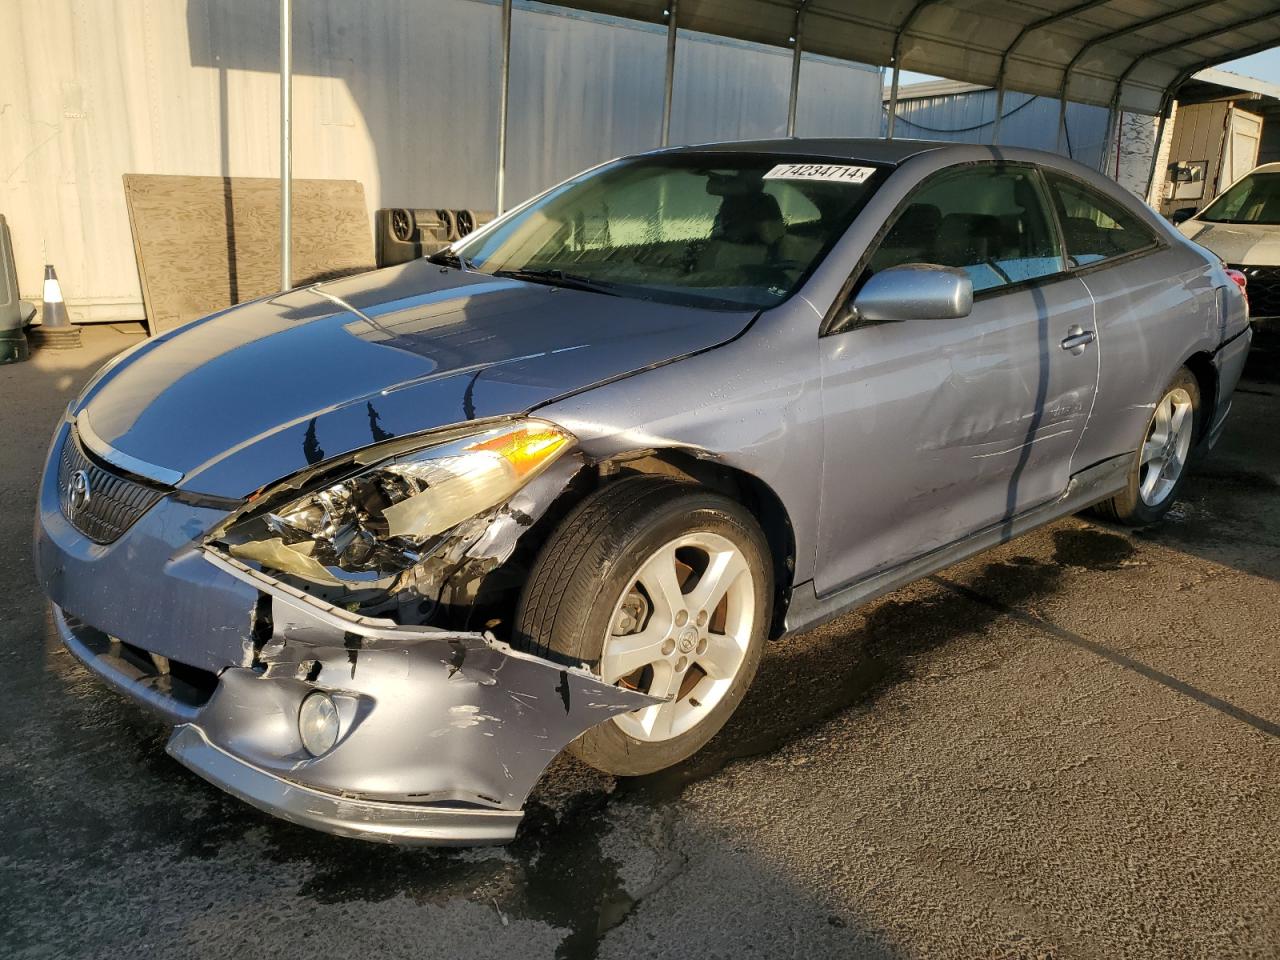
<box><xmin>884</xmin><ymin>89</ymin><xmax>1111</xmax><ymax>171</ymax></box>
<box><xmin>0</xmin><ymin>0</ymin><xmax>882</xmax><ymax>321</ymax></box>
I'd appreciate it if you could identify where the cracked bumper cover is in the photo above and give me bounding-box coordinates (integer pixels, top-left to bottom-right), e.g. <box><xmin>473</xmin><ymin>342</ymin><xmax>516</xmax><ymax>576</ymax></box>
<box><xmin>166</xmin><ymin>723</ymin><xmax>527</xmax><ymax>845</ymax></box>
<box><xmin>35</xmin><ymin>424</ymin><xmax>657</xmax><ymax>845</ymax></box>
<box><xmin>1206</xmin><ymin>324</ymin><xmax>1252</xmax><ymax>448</ymax></box>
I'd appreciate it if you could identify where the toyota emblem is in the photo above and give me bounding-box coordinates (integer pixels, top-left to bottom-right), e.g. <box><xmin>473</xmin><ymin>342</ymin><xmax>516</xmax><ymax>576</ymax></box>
<box><xmin>68</xmin><ymin>469</ymin><xmax>92</xmax><ymax>516</ymax></box>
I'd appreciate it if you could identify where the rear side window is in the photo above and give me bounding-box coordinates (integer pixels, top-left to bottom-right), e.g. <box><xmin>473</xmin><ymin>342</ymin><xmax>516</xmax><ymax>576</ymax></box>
<box><xmin>868</xmin><ymin>165</ymin><xmax>1063</xmax><ymax>293</ymax></box>
<box><xmin>1043</xmin><ymin>172</ymin><xmax>1159</xmax><ymax>266</ymax></box>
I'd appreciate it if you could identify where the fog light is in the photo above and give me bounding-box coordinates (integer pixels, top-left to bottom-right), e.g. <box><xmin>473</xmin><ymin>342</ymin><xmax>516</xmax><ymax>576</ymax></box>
<box><xmin>298</xmin><ymin>692</ymin><xmax>339</xmax><ymax>756</ymax></box>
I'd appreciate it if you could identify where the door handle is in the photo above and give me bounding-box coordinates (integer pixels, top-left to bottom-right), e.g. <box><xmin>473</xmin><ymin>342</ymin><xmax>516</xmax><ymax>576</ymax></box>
<box><xmin>1061</xmin><ymin>326</ymin><xmax>1095</xmax><ymax>355</ymax></box>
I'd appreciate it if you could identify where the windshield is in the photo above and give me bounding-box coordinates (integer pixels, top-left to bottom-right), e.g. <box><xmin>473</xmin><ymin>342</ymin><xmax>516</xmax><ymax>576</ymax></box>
<box><xmin>453</xmin><ymin>153</ymin><xmax>888</xmax><ymax>309</ymax></box>
<box><xmin>1199</xmin><ymin>172</ymin><xmax>1280</xmax><ymax>225</ymax></box>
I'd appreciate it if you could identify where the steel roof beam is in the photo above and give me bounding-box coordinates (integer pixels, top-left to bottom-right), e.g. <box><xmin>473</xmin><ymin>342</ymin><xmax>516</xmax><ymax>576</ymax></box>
<box><xmin>786</xmin><ymin>0</ymin><xmax>809</xmax><ymax>136</ymax></box>
<box><xmin>1143</xmin><ymin>32</ymin><xmax>1280</xmax><ymax>198</ymax></box>
<box><xmin>1117</xmin><ymin>7</ymin><xmax>1280</xmax><ymax>92</ymax></box>
<box><xmin>1105</xmin><ymin>5</ymin><xmax>1280</xmax><ymax>162</ymax></box>
<box><xmin>992</xmin><ymin>0</ymin><xmax>1119</xmax><ymax>143</ymax></box>
<box><xmin>660</xmin><ymin>0</ymin><xmax>679</xmax><ymax>146</ymax></box>
<box><xmin>1060</xmin><ymin>0</ymin><xmax>1223</xmax><ymax>93</ymax></box>
<box><xmin>1056</xmin><ymin>0</ymin><xmax>1223</xmax><ymax>148</ymax></box>
<box><xmin>885</xmin><ymin>0</ymin><xmax>946</xmax><ymax>140</ymax></box>
<box><xmin>279</xmin><ymin>0</ymin><xmax>292</xmax><ymax>290</ymax></box>
<box><xmin>496</xmin><ymin>0</ymin><xmax>513</xmax><ymax>212</ymax></box>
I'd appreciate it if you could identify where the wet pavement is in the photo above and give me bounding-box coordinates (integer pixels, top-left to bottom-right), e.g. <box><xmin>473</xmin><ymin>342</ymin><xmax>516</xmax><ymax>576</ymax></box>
<box><xmin>2</xmin><ymin>322</ymin><xmax>1278</xmax><ymax>959</ymax></box>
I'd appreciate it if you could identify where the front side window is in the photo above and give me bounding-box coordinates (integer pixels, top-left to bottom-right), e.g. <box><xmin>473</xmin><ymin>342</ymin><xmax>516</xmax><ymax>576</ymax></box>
<box><xmin>454</xmin><ymin>154</ymin><xmax>887</xmax><ymax>310</ymax></box>
<box><xmin>1199</xmin><ymin>171</ymin><xmax>1280</xmax><ymax>225</ymax></box>
<box><xmin>1043</xmin><ymin>172</ymin><xmax>1159</xmax><ymax>266</ymax></box>
<box><xmin>867</xmin><ymin>165</ymin><xmax>1063</xmax><ymax>294</ymax></box>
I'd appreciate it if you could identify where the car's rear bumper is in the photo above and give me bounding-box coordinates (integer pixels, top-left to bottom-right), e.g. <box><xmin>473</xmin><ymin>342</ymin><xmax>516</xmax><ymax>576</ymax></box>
<box><xmin>37</xmin><ymin>421</ymin><xmax>657</xmax><ymax>845</ymax></box>
<box><xmin>1206</xmin><ymin>324</ymin><xmax>1253</xmax><ymax>448</ymax></box>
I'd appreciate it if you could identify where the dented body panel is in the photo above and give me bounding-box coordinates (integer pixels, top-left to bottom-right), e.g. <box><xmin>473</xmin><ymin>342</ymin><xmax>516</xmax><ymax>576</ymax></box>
<box><xmin>35</xmin><ymin>418</ymin><xmax>655</xmax><ymax>842</ymax></box>
<box><xmin>539</xmin><ymin>143</ymin><xmax>1249</xmax><ymax>606</ymax></box>
<box><xmin>33</xmin><ymin>140</ymin><xmax>1253</xmax><ymax>845</ymax></box>
<box><xmin>194</xmin><ymin>550</ymin><xmax>655</xmax><ymax>807</ymax></box>
<box><xmin>813</xmin><ymin>271</ymin><xmax>1100</xmax><ymax>593</ymax></box>
<box><xmin>41</xmin><ymin>517</ymin><xmax>655</xmax><ymax>844</ymax></box>
<box><xmin>75</xmin><ymin>262</ymin><xmax>755</xmax><ymax>500</ymax></box>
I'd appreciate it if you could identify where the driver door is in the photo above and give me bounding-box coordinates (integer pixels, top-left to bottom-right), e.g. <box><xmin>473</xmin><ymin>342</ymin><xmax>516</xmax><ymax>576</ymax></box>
<box><xmin>814</xmin><ymin>163</ymin><xmax>1100</xmax><ymax>597</ymax></box>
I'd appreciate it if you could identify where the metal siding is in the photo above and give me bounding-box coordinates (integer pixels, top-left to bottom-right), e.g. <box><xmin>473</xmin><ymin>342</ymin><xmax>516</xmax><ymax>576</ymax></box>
<box><xmin>542</xmin><ymin>0</ymin><xmax>1280</xmax><ymax>116</ymax></box>
<box><xmin>506</xmin><ymin>5</ymin><xmax>667</xmax><ymax>203</ymax></box>
<box><xmin>884</xmin><ymin>89</ymin><xmax>1111</xmax><ymax>170</ymax></box>
<box><xmin>0</xmin><ymin>0</ymin><xmax>882</xmax><ymax>319</ymax></box>
<box><xmin>796</xmin><ymin>57</ymin><xmax>886</xmax><ymax>140</ymax></box>
<box><xmin>671</xmin><ymin>29</ymin><xmax>794</xmax><ymax>145</ymax></box>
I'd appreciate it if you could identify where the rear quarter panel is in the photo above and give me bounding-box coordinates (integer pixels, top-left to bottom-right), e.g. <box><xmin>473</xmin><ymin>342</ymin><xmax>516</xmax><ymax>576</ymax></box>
<box><xmin>1071</xmin><ymin>240</ymin><xmax>1230</xmax><ymax>470</ymax></box>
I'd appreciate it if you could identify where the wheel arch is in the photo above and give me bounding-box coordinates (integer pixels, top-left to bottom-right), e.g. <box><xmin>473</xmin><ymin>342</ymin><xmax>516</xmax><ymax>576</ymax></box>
<box><xmin>470</xmin><ymin>446</ymin><xmax>799</xmax><ymax>642</ymax></box>
<box><xmin>597</xmin><ymin>449</ymin><xmax>797</xmax><ymax>639</ymax></box>
<box><xmin>1181</xmin><ymin>349</ymin><xmax>1218</xmax><ymax>443</ymax></box>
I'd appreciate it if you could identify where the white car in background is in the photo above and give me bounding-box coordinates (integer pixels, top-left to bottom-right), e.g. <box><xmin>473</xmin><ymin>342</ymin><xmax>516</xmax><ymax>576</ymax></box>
<box><xmin>1177</xmin><ymin>162</ymin><xmax>1280</xmax><ymax>318</ymax></box>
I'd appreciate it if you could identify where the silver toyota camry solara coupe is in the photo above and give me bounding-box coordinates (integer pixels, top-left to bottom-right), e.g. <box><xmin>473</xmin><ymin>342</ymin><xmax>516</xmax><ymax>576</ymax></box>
<box><xmin>35</xmin><ymin>140</ymin><xmax>1251</xmax><ymax>845</ymax></box>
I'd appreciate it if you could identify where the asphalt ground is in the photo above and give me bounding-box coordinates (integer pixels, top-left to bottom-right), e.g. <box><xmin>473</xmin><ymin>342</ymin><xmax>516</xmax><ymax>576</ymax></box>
<box><xmin>1</xmin><ymin>321</ymin><xmax>1277</xmax><ymax>960</ymax></box>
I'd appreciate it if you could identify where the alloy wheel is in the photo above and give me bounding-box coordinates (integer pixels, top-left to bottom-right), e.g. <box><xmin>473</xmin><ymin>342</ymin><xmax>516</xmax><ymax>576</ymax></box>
<box><xmin>1139</xmin><ymin>387</ymin><xmax>1194</xmax><ymax>506</ymax></box>
<box><xmin>600</xmin><ymin>531</ymin><xmax>755</xmax><ymax>743</ymax></box>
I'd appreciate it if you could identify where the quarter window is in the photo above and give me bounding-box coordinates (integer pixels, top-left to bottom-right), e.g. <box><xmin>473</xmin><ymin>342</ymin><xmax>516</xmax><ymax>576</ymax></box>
<box><xmin>867</xmin><ymin>166</ymin><xmax>1064</xmax><ymax>293</ymax></box>
<box><xmin>1043</xmin><ymin>172</ymin><xmax>1158</xmax><ymax>266</ymax></box>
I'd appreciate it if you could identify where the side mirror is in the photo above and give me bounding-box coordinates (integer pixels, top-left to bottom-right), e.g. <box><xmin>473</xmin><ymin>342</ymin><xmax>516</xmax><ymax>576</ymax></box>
<box><xmin>1170</xmin><ymin>207</ymin><xmax>1197</xmax><ymax>225</ymax></box>
<box><xmin>845</xmin><ymin>263</ymin><xmax>973</xmax><ymax>326</ymax></box>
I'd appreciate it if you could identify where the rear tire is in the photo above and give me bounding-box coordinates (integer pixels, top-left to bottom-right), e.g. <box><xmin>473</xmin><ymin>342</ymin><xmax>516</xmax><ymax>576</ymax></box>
<box><xmin>514</xmin><ymin>476</ymin><xmax>772</xmax><ymax>776</ymax></box>
<box><xmin>1093</xmin><ymin>367</ymin><xmax>1200</xmax><ymax>526</ymax></box>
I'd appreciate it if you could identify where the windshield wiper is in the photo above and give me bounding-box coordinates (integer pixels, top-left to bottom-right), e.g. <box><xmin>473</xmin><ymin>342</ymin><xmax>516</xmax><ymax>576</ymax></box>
<box><xmin>492</xmin><ymin>267</ymin><xmax>621</xmax><ymax>297</ymax></box>
<box><xmin>426</xmin><ymin>249</ymin><xmax>474</xmax><ymax>270</ymax></box>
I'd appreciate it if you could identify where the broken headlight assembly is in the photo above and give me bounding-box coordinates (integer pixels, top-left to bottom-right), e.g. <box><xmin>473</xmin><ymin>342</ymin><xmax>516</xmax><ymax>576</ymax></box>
<box><xmin>215</xmin><ymin>420</ymin><xmax>574</xmax><ymax>586</ymax></box>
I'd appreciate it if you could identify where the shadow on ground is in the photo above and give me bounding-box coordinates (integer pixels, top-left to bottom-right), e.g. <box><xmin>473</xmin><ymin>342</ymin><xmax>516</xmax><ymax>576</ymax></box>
<box><xmin>4</xmin><ymin>321</ymin><xmax>1279</xmax><ymax>959</ymax></box>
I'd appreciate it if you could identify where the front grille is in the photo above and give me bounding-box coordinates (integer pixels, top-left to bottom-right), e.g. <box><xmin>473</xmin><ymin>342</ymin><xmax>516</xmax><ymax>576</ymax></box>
<box><xmin>1230</xmin><ymin>264</ymin><xmax>1280</xmax><ymax>319</ymax></box>
<box><xmin>57</xmin><ymin>430</ymin><xmax>166</xmax><ymax>543</ymax></box>
<box><xmin>61</xmin><ymin>612</ymin><xmax>218</xmax><ymax>711</ymax></box>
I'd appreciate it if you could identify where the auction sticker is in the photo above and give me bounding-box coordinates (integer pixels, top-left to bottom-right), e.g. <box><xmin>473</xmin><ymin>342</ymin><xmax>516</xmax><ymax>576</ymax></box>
<box><xmin>763</xmin><ymin>163</ymin><xmax>876</xmax><ymax>184</ymax></box>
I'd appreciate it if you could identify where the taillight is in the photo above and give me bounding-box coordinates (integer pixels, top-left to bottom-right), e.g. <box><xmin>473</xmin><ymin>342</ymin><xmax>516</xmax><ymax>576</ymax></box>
<box><xmin>1225</xmin><ymin>268</ymin><xmax>1249</xmax><ymax>315</ymax></box>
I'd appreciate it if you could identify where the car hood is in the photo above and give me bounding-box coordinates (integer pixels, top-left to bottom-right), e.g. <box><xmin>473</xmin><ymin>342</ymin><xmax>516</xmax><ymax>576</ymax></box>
<box><xmin>1179</xmin><ymin>220</ymin><xmax>1280</xmax><ymax>265</ymax></box>
<box><xmin>79</xmin><ymin>261</ymin><xmax>755</xmax><ymax>499</ymax></box>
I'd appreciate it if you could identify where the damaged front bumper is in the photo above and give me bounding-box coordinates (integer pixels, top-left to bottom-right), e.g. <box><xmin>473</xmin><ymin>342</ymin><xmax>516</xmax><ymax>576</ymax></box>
<box><xmin>187</xmin><ymin>550</ymin><xmax>656</xmax><ymax>844</ymax></box>
<box><xmin>35</xmin><ymin>423</ymin><xmax>656</xmax><ymax>845</ymax></box>
<box><xmin>166</xmin><ymin>724</ymin><xmax>526</xmax><ymax>845</ymax></box>
<box><xmin>49</xmin><ymin>558</ymin><xmax>655</xmax><ymax>845</ymax></box>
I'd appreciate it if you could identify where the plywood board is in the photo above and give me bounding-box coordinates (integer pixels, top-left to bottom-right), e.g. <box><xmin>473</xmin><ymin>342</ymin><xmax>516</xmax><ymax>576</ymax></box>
<box><xmin>123</xmin><ymin>175</ymin><xmax>373</xmax><ymax>334</ymax></box>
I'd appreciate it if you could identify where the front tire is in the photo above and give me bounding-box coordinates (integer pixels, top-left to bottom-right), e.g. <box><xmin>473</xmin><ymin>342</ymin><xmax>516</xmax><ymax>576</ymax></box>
<box><xmin>1093</xmin><ymin>367</ymin><xmax>1200</xmax><ymax>526</ymax></box>
<box><xmin>514</xmin><ymin>476</ymin><xmax>772</xmax><ymax>776</ymax></box>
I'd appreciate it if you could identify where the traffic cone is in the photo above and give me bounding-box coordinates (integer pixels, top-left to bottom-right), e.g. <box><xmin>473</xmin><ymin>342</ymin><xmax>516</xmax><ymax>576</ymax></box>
<box><xmin>30</xmin><ymin>264</ymin><xmax>80</xmax><ymax>350</ymax></box>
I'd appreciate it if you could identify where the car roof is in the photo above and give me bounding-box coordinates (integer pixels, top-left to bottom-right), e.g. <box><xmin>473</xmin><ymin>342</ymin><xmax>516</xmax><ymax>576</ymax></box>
<box><xmin>633</xmin><ymin>138</ymin><xmax>1162</xmax><ymax>228</ymax></box>
<box><xmin>658</xmin><ymin>138</ymin><xmax>948</xmax><ymax>165</ymax></box>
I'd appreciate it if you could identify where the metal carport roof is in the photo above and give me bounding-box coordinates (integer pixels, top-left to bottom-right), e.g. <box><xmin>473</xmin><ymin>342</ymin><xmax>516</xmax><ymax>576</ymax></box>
<box><xmin>270</xmin><ymin>0</ymin><xmax>1280</xmax><ymax>289</ymax></box>
<box><xmin>552</xmin><ymin>0</ymin><xmax>1280</xmax><ymax>116</ymax></box>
